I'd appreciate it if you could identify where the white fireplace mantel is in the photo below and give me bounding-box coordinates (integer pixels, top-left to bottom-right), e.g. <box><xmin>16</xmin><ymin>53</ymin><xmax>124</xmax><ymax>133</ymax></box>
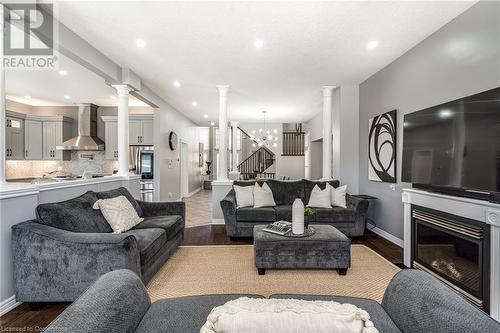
<box><xmin>402</xmin><ymin>188</ymin><xmax>500</xmax><ymax>321</ymax></box>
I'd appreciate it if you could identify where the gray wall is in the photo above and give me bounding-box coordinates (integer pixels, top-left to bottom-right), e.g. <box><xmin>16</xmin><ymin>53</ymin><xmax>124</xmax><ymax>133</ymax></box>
<box><xmin>358</xmin><ymin>1</ymin><xmax>500</xmax><ymax>240</ymax></box>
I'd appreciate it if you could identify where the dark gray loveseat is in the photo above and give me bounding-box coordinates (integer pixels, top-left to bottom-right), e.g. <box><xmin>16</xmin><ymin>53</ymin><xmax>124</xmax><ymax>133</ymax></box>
<box><xmin>12</xmin><ymin>187</ymin><xmax>185</xmax><ymax>304</ymax></box>
<box><xmin>221</xmin><ymin>179</ymin><xmax>369</xmax><ymax>238</ymax></box>
<box><xmin>44</xmin><ymin>269</ymin><xmax>500</xmax><ymax>333</ymax></box>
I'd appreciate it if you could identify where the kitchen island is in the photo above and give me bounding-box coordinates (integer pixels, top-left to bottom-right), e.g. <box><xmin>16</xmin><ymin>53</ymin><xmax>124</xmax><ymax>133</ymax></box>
<box><xmin>0</xmin><ymin>174</ymin><xmax>141</xmax><ymax>315</ymax></box>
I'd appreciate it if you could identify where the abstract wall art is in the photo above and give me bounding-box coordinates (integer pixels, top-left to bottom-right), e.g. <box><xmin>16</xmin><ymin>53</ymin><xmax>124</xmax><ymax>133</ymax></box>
<box><xmin>368</xmin><ymin>110</ymin><xmax>397</xmax><ymax>183</ymax></box>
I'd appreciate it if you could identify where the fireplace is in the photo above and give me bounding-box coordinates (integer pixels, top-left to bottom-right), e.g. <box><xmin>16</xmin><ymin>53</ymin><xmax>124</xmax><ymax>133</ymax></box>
<box><xmin>411</xmin><ymin>205</ymin><xmax>490</xmax><ymax>312</ymax></box>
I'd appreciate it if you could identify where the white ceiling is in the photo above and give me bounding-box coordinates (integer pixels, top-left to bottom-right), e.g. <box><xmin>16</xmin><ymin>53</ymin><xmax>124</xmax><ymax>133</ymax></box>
<box><xmin>52</xmin><ymin>1</ymin><xmax>475</xmax><ymax>124</ymax></box>
<box><xmin>6</xmin><ymin>51</ymin><xmax>148</xmax><ymax>107</ymax></box>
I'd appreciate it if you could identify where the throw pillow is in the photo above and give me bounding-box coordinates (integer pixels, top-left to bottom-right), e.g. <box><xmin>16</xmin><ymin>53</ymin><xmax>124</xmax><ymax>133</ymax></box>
<box><xmin>329</xmin><ymin>184</ymin><xmax>348</xmax><ymax>208</ymax></box>
<box><xmin>234</xmin><ymin>185</ymin><xmax>254</xmax><ymax>208</ymax></box>
<box><xmin>93</xmin><ymin>195</ymin><xmax>144</xmax><ymax>233</ymax></box>
<box><xmin>253</xmin><ymin>183</ymin><xmax>276</xmax><ymax>208</ymax></box>
<box><xmin>307</xmin><ymin>184</ymin><xmax>332</xmax><ymax>208</ymax></box>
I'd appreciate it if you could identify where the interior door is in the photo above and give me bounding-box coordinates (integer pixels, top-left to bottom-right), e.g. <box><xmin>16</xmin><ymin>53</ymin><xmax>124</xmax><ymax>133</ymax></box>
<box><xmin>180</xmin><ymin>142</ymin><xmax>189</xmax><ymax>198</ymax></box>
<box><xmin>25</xmin><ymin>120</ymin><xmax>43</xmax><ymax>160</ymax></box>
<box><xmin>129</xmin><ymin>120</ymin><xmax>141</xmax><ymax>145</ymax></box>
<box><xmin>140</xmin><ymin>120</ymin><xmax>154</xmax><ymax>145</ymax></box>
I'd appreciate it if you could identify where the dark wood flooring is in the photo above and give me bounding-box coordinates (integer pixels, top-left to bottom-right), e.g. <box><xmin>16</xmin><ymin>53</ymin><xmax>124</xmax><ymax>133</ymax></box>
<box><xmin>0</xmin><ymin>225</ymin><xmax>403</xmax><ymax>331</ymax></box>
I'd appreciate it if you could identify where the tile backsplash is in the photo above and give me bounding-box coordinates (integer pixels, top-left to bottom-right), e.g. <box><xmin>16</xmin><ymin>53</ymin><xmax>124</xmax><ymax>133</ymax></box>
<box><xmin>6</xmin><ymin>151</ymin><xmax>119</xmax><ymax>179</ymax></box>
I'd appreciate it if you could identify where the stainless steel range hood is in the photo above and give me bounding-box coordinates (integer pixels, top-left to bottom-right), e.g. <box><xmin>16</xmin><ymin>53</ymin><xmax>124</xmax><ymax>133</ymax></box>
<box><xmin>57</xmin><ymin>103</ymin><xmax>105</xmax><ymax>151</ymax></box>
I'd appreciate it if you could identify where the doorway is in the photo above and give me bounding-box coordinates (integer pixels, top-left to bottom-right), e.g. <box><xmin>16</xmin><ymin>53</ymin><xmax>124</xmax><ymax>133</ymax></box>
<box><xmin>180</xmin><ymin>141</ymin><xmax>189</xmax><ymax>198</ymax></box>
<box><xmin>310</xmin><ymin>139</ymin><xmax>323</xmax><ymax>180</ymax></box>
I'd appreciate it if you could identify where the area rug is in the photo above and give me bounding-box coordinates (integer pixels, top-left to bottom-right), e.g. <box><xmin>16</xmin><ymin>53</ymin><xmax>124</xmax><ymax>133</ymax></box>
<box><xmin>147</xmin><ymin>245</ymin><xmax>400</xmax><ymax>303</ymax></box>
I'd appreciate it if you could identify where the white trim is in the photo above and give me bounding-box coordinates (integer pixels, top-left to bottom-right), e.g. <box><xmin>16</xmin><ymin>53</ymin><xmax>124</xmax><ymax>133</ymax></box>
<box><xmin>367</xmin><ymin>223</ymin><xmax>404</xmax><ymax>248</ymax></box>
<box><xmin>212</xmin><ymin>218</ymin><xmax>225</xmax><ymax>225</ymax></box>
<box><xmin>101</xmin><ymin>114</ymin><xmax>154</xmax><ymax>122</ymax></box>
<box><xmin>186</xmin><ymin>187</ymin><xmax>201</xmax><ymax>198</ymax></box>
<box><xmin>0</xmin><ymin>295</ymin><xmax>21</xmax><ymax>316</ymax></box>
<box><xmin>212</xmin><ymin>180</ymin><xmax>233</xmax><ymax>186</ymax></box>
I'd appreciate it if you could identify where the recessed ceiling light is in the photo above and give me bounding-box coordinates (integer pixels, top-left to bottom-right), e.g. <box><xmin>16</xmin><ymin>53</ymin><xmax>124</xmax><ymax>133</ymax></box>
<box><xmin>192</xmin><ymin>101</ymin><xmax>198</xmax><ymax>107</ymax></box>
<box><xmin>173</xmin><ymin>81</ymin><xmax>181</xmax><ymax>87</ymax></box>
<box><xmin>110</xmin><ymin>95</ymin><xmax>116</xmax><ymax>99</ymax></box>
<box><xmin>254</xmin><ymin>40</ymin><xmax>264</xmax><ymax>48</ymax></box>
<box><xmin>135</xmin><ymin>39</ymin><xmax>146</xmax><ymax>48</ymax></box>
<box><xmin>203</xmin><ymin>114</ymin><xmax>208</xmax><ymax>118</ymax></box>
<box><xmin>58</xmin><ymin>70</ymin><xmax>68</xmax><ymax>76</ymax></box>
<box><xmin>367</xmin><ymin>40</ymin><xmax>379</xmax><ymax>50</ymax></box>
<box><xmin>64</xmin><ymin>95</ymin><xmax>70</xmax><ymax>99</ymax></box>
<box><xmin>24</xmin><ymin>95</ymin><xmax>31</xmax><ymax>99</ymax></box>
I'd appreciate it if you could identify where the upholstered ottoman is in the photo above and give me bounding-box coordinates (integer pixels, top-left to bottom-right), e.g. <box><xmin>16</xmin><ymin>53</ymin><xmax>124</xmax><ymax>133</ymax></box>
<box><xmin>253</xmin><ymin>225</ymin><xmax>351</xmax><ymax>275</ymax></box>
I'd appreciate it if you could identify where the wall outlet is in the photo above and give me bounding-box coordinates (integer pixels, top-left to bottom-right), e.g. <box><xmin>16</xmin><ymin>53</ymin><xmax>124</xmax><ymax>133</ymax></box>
<box><xmin>389</xmin><ymin>184</ymin><xmax>396</xmax><ymax>191</ymax></box>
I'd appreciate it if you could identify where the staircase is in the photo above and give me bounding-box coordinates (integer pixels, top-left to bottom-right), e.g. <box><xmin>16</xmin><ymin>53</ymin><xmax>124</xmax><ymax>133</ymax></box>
<box><xmin>237</xmin><ymin>146</ymin><xmax>275</xmax><ymax>180</ymax></box>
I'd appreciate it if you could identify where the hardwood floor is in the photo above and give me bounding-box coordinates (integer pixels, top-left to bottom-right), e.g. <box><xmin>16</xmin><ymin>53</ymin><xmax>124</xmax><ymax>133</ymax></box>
<box><xmin>0</xmin><ymin>190</ymin><xmax>403</xmax><ymax>330</ymax></box>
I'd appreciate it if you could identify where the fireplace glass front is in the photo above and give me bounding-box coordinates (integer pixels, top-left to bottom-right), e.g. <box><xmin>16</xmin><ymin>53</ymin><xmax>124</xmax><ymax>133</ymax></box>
<box><xmin>412</xmin><ymin>206</ymin><xmax>490</xmax><ymax>311</ymax></box>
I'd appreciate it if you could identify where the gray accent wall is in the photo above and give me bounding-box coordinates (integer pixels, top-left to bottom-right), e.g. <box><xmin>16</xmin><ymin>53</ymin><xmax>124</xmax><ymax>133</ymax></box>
<box><xmin>358</xmin><ymin>1</ymin><xmax>500</xmax><ymax>240</ymax></box>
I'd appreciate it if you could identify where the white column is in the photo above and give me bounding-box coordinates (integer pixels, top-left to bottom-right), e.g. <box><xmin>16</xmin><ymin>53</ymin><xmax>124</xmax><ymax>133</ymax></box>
<box><xmin>322</xmin><ymin>86</ymin><xmax>335</xmax><ymax>180</ymax></box>
<box><xmin>113</xmin><ymin>85</ymin><xmax>132</xmax><ymax>176</ymax></box>
<box><xmin>0</xmin><ymin>4</ymin><xmax>6</xmax><ymax>186</ymax></box>
<box><xmin>216</xmin><ymin>85</ymin><xmax>229</xmax><ymax>180</ymax></box>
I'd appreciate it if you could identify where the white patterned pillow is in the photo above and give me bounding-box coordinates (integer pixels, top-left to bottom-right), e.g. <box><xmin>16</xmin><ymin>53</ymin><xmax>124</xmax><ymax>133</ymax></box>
<box><xmin>93</xmin><ymin>195</ymin><xmax>144</xmax><ymax>233</ymax></box>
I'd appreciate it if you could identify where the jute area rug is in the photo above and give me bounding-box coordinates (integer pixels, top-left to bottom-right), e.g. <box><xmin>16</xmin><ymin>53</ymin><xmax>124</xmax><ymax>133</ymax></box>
<box><xmin>147</xmin><ymin>244</ymin><xmax>400</xmax><ymax>303</ymax></box>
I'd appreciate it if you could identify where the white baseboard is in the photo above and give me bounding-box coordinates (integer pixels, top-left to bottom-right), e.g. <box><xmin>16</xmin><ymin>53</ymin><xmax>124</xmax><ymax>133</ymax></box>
<box><xmin>212</xmin><ymin>219</ymin><xmax>225</xmax><ymax>225</ymax></box>
<box><xmin>0</xmin><ymin>295</ymin><xmax>21</xmax><ymax>316</ymax></box>
<box><xmin>186</xmin><ymin>187</ymin><xmax>201</xmax><ymax>198</ymax></box>
<box><xmin>367</xmin><ymin>223</ymin><xmax>404</xmax><ymax>248</ymax></box>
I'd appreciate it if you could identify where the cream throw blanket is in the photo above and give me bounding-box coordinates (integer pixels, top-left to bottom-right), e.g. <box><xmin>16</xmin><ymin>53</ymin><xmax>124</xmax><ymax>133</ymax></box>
<box><xmin>200</xmin><ymin>297</ymin><xmax>379</xmax><ymax>333</ymax></box>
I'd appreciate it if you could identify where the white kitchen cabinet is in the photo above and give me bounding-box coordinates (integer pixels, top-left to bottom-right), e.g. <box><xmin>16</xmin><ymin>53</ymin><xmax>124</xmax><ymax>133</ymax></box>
<box><xmin>129</xmin><ymin>120</ymin><xmax>142</xmax><ymax>145</ymax></box>
<box><xmin>24</xmin><ymin>120</ymin><xmax>43</xmax><ymax>160</ymax></box>
<box><xmin>105</xmin><ymin>121</ymin><xmax>119</xmax><ymax>160</ymax></box>
<box><xmin>140</xmin><ymin>120</ymin><xmax>154</xmax><ymax>145</ymax></box>
<box><xmin>6</xmin><ymin>116</ymin><xmax>24</xmax><ymax>160</ymax></box>
<box><xmin>42</xmin><ymin>119</ymin><xmax>72</xmax><ymax>160</ymax></box>
<box><xmin>102</xmin><ymin>115</ymin><xmax>154</xmax><ymax>159</ymax></box>
<box><xmin>129</xmin><ymin>119</ymin><xmax>153</xmax><ymax>145</ymax></box>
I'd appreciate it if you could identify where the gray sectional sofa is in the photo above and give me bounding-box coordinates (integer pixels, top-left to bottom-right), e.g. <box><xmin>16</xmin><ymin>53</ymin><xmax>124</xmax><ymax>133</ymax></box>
<box><xmin>12</xmin><ymin>187</ymin><xmax>185</xmax><ymax>304</ymax></box>
<box><xmin>221</xmin><ymin>179</ymin><xmax>369</xmax><ymax>238</ymax></box>
<box><xmin>44</xmin><ymin>269</ymin><xmax>500</xmax><ymax>333</ymax></box>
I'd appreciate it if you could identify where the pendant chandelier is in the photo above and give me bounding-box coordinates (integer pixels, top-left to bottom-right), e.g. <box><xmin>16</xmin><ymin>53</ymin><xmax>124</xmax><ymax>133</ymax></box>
<box><xmin>251</xmin><ymin>110</ymin><xmax>278</xmax><ymax>148</ymax></box>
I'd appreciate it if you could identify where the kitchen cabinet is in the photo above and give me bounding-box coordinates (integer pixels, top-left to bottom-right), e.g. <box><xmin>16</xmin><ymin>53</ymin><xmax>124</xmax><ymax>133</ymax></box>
<box><xmin>129</xmin><ymin>120</ymin><xmax>142</xmax><ymax>145</ymax></box>
<box><xmin>42</xmin><ymin>120</ymin><xmax>72</xmax><ymax>160</ymax></box>
<box><xmin>129</xmin><ymin>119</ymin><xmax>153</xmax><ymax>145</ymax></box>
<box><xmin>140</xmin><ymin>120</ymin><xmax>154</xmax><ymax>145</ymax></box>
<box><xmin>105</xmin><ymin>121</ymin><xmax>119</xmax><ymax>160</ymax></box>
<box><xmin>6</xmin><ymin>116</ymin><xmax>24</xmax><ymax>160</ymax></box>
<box><xmin>24</xmin><ymin>120</ymin><xmax>43</xmax><ymax>160</ymax></box>
<box><xmin>102</xmin><ymin>115</ymin><xmax>154</xmax><ymax>160</ymax></box>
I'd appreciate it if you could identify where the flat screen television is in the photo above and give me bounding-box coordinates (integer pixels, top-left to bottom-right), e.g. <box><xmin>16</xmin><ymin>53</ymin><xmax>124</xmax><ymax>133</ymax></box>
<box><xmin>402</xmin><ymin>87</ymin><xmax>500</xmax><ymax>203</ymax></box>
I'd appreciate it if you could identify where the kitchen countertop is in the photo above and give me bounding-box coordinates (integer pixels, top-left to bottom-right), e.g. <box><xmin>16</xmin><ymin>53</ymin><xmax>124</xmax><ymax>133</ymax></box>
<box><xmin>1</xmin><ymin>174</ymin><xmax>142</xmax><ymax>198</ymax></box>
